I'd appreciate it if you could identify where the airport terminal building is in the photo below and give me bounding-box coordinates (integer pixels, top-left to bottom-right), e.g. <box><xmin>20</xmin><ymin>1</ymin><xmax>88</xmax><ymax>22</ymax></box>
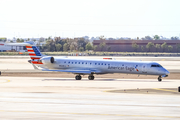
<box><xmin>0</xmin><ymin>42</ymin><xmax>26</xmax><ymax>52</ymax></box>
<box><xmin>93</xmin><ymin>40</ymin><xmax>180</xmax><ymax>52</ymax></box>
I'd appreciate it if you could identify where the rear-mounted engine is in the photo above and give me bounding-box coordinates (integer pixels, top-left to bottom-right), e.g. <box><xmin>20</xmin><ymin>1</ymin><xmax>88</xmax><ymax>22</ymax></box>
<box><xmin>41</xmin><ymin>56</ymin><xmax>55</xmax><ymax>64</ymax></box>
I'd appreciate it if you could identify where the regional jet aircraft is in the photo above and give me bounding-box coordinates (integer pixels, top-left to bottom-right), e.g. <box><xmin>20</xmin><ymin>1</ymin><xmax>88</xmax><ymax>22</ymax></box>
<box><xmin>8</xmin><ymin>42</ymin><xmax>170</xmax><ymax>81</ymax></box>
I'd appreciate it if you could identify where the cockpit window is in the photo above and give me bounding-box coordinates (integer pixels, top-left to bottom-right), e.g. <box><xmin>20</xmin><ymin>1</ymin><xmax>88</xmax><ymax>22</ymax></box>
<box><xmin>151</xmin><ymin>65</ymin><xmax>162</xmax><ymax>67</ymax></box>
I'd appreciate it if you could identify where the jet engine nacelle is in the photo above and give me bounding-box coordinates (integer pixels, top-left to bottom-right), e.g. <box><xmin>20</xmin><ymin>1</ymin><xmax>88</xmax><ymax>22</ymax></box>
<box><xmin>41</xmin><ymin>56</ymin><xmax>55</xmax><ymax>64</ymax></box>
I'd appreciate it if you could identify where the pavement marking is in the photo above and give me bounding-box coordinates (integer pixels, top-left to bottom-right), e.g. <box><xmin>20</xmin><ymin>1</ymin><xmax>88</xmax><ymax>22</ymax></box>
<box><xmin>0</xmin><ymin>110</ymin><xmax>180</xmax><ymax>118</ymax></box>
<box><xmin>1</xmin><ymin>100</ymin><xmax>180</xmax><ymax>108</ymax></box>
<box><xmin>153</xmin><ymin>88</ymin><xmax>177</xmax><ymax>93</ymax></box>
<box><xmin>0</xmin><ymin>79</ymin><xmax>11</xmax><ymax>84</ymax></box>
<box><xmin>105</xmin><ymin>88</ymin><xmax>179</xmax><ymax>94</ymax></box>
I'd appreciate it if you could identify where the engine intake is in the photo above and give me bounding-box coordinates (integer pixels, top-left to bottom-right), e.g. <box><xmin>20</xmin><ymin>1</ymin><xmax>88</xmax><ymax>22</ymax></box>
<box><xmin>50</xmin><ymin>57</ymin><xmax>54</xmax><ymax>63</ymax></box>
<box><xmin>41</xmin><ymin>56</ymin><xmax>55</xmax><ymax>64</ymax></box>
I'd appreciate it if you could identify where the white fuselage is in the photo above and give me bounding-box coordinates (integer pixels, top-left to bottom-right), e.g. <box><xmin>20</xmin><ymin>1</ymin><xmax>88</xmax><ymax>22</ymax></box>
<box><xmin>40</xmin><ymin>57</ymin><xmax>169</xmax><ymax>76</ymax></box>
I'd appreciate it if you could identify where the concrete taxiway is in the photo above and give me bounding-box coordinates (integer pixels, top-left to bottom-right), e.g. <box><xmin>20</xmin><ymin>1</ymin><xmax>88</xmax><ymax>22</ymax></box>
<box><xmin>0</xmin><ymin>56</ymin><xmax>180</xmax><ymax>119</ymax></box>
<box><xmin>0</xmin><ymin>77</ymin><xmax>180</xmax><ymax>120</ymax></box>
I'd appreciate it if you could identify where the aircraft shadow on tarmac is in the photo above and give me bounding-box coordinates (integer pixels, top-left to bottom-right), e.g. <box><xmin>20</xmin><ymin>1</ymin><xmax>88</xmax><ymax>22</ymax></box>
<box><xmin>43</xmin><ymin>79</ymin><xmax>171</xmax><ymax>82</ymax></box>
<box><xmin>43</xmin><ymin>79</ymin><xmax>116</xmax><ymax>81</ymax></box>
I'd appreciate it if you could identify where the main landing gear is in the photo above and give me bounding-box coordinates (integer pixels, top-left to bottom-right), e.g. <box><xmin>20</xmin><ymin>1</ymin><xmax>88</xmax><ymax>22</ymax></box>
<box><xmin>158</xmin><ymin>76</ymin><xmax>162</xmax><ymax>82</ymax></box>
<box><xmin>88</xmin><ymin>75</ymin><xmax>94</xmax><ymax>80</ymax></box>
<box><xmin>75</xmin><ymin>75</ymin><xmax>82</xmax><ymax>80</ymax></box>
<box><xmin>75</xmin><ymin>74</ymin><xmax>95</xmax><ymax>80</ymax></box>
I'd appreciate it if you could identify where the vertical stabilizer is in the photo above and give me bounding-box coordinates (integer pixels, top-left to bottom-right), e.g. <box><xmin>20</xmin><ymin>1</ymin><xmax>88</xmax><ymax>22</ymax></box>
<box><xmin>24</xmin><ymin>42</ymin><xmax>43</xmax><ymax>64</ymax></box>
<box><xmin>6</xmin><ymin>41</ymin><xmax>44</xmax><ymax>65</ymax></box>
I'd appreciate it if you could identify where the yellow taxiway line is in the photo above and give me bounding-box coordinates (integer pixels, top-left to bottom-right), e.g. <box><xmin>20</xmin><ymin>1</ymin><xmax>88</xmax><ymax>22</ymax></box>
<box><xmin>0</xmin><ymin>79</ymin><xmax>11</xmax><ymax>84</ymax></box>
<box><xmin>153</xmin><ymin>88</ymin><xmax>177</xmax><ymax>93</ymax></box>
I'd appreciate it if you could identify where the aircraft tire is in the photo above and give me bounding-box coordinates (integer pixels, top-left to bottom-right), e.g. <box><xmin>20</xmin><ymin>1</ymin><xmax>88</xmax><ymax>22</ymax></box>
<box><xmin>88</xmin><ymin>75</ymin><xmax>94</xmax><ymax>80</ymax></box>
<box><xmin>75</xmin><ymin>75</ymin><xmax>82</xmax><ymax>80</ymax></box>
<box><xmin>158</xmin><ymin>79</ymin><xmax>162</xmax><ymax>82</ymax></box>
<box><xmin>0</xmin><ymin>71</ymin><xmax>1</xmax><ymax>75</ymax></box>
<box><xmin>158</xmin><ymin>76</ymin><xmax>162</xmax><ymax>82</ymax></box>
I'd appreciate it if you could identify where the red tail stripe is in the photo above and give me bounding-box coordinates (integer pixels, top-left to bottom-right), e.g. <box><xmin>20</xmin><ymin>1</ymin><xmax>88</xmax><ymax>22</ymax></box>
<box><xmin>29</xmin><ymin>53</ymin><xmax>36</xmax><ymax>56</ymax></box>
<box><xmin>32</xmin><ymin>61</ymin><xmax>43</xmax><ymax>64</ymax></box>
<box><xmin>28</xmin><ymin>50</ymin><xmax>34</xmax><ymax>52</ymax></box>
<box><xmin>26</xmin><ymin>46</ymin><xmax>32</xmax><ymax>48</ymax></box>
<box><xmin>32</xmin><ymin>63</ymin><xmax>43</xmax><ymax>64</ymax></box>
<box><xmin>31</xmin><ymin>57</ymin><xmax>40</xmax><ymax>59</ymax></box>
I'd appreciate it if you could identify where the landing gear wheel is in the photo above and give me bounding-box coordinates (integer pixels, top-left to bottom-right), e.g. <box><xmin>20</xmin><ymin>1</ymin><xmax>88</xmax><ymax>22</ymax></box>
<box><xmin>158</xmin><ymin>76</ymin><xmax>162</xmax><ymax>82</ymax></box>
<box><xmin>88</xmin><ymin>75</ymin><xmax>94</xmax><ymax>80</ymax></box>
<box><xmin>75</xmin><ymin>75</ymin><xmax>82</xmax><ymax>80</ymax></box>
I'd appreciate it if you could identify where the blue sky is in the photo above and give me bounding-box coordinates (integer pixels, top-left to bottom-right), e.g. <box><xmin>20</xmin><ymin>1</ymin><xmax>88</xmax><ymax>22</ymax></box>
<box><xmin>0</xmin><ymin>0</ymin><xmax>180</xmax><ymax>38</ymax></box>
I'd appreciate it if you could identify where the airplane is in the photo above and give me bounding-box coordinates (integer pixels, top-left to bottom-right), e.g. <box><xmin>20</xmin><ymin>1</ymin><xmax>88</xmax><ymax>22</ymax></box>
<box><xmin>7</xmin><ymin>41</ymin><xmax>170</xmax><ymax>81</ymax></box>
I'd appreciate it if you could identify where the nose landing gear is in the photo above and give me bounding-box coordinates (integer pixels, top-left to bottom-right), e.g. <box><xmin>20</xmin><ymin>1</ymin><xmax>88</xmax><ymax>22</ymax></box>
<box><xmin>158</xmin><ymin>76</ymin><xmax>162</xmax><ymax>82</ymax></box>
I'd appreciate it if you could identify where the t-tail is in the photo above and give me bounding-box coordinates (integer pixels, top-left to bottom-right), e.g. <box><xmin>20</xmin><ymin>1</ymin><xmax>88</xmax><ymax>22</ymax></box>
<box><xmin>7</xmin><ymin>41</ymin><xmax>43</xmax><ymax>65</ymax></box>
<box><xmin>25</xmin><ymin>45</ymin><xmax>43</xmax><ymax>64</ymax></box>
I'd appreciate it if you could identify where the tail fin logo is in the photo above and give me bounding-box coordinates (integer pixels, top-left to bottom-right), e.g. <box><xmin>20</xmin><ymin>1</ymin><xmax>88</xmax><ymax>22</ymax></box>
<box><xmin>26</xmin><ymin>46</ymin><xmax>42</xmax><ymax>60</ymax></box>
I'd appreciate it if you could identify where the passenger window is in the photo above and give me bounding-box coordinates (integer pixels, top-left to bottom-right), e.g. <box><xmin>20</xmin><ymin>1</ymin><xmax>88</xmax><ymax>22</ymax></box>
<box><xmin>101</xmin><ymin>63</ymin><xmax>103</xmax><ymax>65</ymax></box>
<box><xmin>151</xmin><ymin>65</ymin><xmax>155</xmax><ymax>67</ymax></box>
<box><xmin>104</xmin><ymin>63</ymin><xmax>106</xmax><ymax>65</ymax></box>
<box><xmin>68</xmin><ymin>61</ymin><xmax>70</xmax><ymax>64</ymax></box>
<box><xmin>90</xmin><ymin>63</ymin><xmax>92</xmax><ymax>65</ymax></box>
<box><xmin>64</xmin><ymin>61</ymin><xmax>66</xmax><ymax>63</ymax></box>
<box><xmin>75</xmin><ymin>62</ymin><xmax>77</xmax><ymax>64</ymax></box>
<box><xmin>79</xmin><ymin>62</ymin><xmax>80</xmax><ymax>64</ymax></box>
<box><xmin>98</xmin><ymin>63</ymin><xmax>100</xmax><ymax>65</ymax></box>
<box><xmin>151</xmin><ymin>65</ymin><xmax>162</xmax><ymax>67</ymax></box>
<box><xmin>72</xmin><ymin>62</ymin><xmax>73</xmax><ymax>64</ymax></box>
<box><xmin>108</xmin><ymin>64</ymin><xmax>110</xmax><ymax>66</ymax></box>
<box><xmin>95</xmin><ymin>63</ymin><xmax>97</xmax><ymax>65</ymax></box>
<box><xmin>82</xmin><ymin>62</ymin><xmax>84</xmax><ymax>64</ymax></box>
<box><xmin>85</xmin><ymin>62</ymin><xmax>87</xmax><ymax>64</ymax></box>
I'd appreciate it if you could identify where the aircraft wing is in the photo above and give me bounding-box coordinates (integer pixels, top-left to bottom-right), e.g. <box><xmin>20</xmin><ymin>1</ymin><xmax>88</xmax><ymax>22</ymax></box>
<box><xmin>42</xmin><ymin>69</ymin><xmax>101</xmax><ymax>74</ymax></box>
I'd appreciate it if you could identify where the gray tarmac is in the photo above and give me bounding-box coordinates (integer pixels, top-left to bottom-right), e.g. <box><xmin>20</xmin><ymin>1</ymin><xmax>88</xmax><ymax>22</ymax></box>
<box><xmin>0</xmin><ymin>77</ymin><xmax>180</xmax><ymax>120</ymax></box>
